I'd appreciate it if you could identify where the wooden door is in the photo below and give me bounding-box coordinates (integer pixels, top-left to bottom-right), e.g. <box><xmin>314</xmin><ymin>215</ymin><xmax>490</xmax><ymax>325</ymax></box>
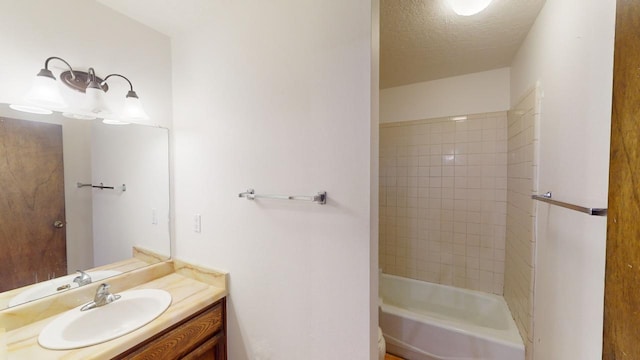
<box><xmin>603</xmin><ymin>1</ymin><xmax>640</xmax><ymax>358</ymax></box>
<box><xmin>0</xmin><ymin>117</ymin><xmax>67</xmax><ymax>292</ymax></box>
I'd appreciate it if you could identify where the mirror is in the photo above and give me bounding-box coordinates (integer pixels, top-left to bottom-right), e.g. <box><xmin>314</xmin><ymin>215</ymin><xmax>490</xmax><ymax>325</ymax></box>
<box><xmin>0</xmin><ymin>103</ymin><xmax>170</xmax><ymax>309</ymax></box>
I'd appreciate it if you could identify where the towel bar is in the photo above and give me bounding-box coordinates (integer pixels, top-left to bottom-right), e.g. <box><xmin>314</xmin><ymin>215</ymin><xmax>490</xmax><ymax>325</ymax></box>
<box><xmin>531</xmin><ymin>192</ymin><xmax>607</xmax><ymax>216</ymax></box>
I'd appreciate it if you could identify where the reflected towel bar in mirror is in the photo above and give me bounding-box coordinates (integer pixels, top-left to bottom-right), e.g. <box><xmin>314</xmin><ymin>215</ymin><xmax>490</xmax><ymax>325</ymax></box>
<box><xmin>238</xmin><ymin>188</ymin><xmax>327</xmax><ymax>205</ymax></box>
<box><xmin>531</xmin><ymin>192</ymin><xmax>607</xmax><ymax>216</ymax></box>
<box><xmin>77</xmin><ymin>182</ymin><xmax>127</xmax><ymax>191</ymax></box>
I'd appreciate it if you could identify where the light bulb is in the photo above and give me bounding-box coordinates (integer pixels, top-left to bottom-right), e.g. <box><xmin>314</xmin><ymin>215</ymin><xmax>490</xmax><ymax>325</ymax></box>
<box><xmin>84</xmin><ymin>85</ymin><xmax>112</xmax><ymax>116</ymax></box>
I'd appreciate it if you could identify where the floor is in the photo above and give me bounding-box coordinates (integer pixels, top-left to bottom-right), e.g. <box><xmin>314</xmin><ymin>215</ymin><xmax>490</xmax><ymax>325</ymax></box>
<box><xmin>385</xmin><ymin>354</ymin><xmax>404</xmax><ymax>360</ymax></box>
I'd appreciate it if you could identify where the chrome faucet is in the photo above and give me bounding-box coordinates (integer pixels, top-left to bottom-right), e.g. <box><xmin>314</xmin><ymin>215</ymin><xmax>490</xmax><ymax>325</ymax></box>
<box><xmin>72</xmin><ymin>270</ymin><xmax>92</xmax><ymax>286</ymax></box>
<box><xmin>81</xmin><ymin>283</ymin><xmax>121</xmax><ymax>311</ymax></box>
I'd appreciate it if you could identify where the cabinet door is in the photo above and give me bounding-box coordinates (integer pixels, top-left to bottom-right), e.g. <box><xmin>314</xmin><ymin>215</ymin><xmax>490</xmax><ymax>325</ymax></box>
<box><xmin>182</xmin><ymin>333</ymin><xmax>225</xmax><ymax>360</ymax></box>
<box><xmin>113</xmin><ymin>300</ymin><xmax>224</xmax><ymax>360</ymax></box>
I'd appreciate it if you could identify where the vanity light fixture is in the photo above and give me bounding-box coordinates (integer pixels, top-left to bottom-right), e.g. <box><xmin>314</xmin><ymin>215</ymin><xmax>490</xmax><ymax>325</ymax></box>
<box><xmin>446</xmin><ymin>0</ymin><xmax>493</xmax><ymax>16</ymax></box>
<box><xmin>9</xmin><ymin>57</ymin><xmax>72</xmax><ymax>114</ymax></box>
<box><xmin>102</xmin><ymin>73</ymin><xmax>149</xmax><ymax>122</ymax></box>
<box><xmin>82</xmin><ymin>68</ymin><xmax>111</xmax><ymax>117</ymax></box>
<box><xmin>10</xmin><ymin>56</ymin><xmax>150</xmax><ymax>124</ymax></box>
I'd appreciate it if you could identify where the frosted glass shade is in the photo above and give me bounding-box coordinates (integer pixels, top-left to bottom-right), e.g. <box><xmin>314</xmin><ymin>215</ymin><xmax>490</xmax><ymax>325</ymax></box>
<box><xmin>84</xmin><ymin>86</ymin><xmax>112</xmax><ymax>116</ymax></box>
<box><xmin>447</xmin><ymin>0</ymin><xmax>493</xmax><ymax>16</ymax></box>
<box><xmin>24</xmin><ymin>75</ymin><xmax>67</xmax><ymax>109</ymax></box>
<box><xmin>122</xmin><ymin>96</ymin><xmax>150</xmax><ymax>121</ymax></box>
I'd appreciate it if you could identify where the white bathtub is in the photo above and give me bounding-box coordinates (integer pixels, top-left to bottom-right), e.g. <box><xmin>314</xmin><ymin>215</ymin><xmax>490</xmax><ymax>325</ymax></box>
<box><xmin>380</xmin><ymin>274</ymin><xmax>524</xmax><ymax>360</ymax></box>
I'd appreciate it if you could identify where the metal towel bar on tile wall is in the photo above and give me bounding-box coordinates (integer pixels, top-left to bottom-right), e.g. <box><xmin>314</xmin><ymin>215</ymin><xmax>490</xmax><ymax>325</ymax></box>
<box><xmin>531</xmin><ymin>192</ymin><xmax>607</xmax><ymax>216</ymax></box>
<box><xmin>238</xmin><ymin>189</ymin><xmax>327</xmax><ymax>205</ymax></box>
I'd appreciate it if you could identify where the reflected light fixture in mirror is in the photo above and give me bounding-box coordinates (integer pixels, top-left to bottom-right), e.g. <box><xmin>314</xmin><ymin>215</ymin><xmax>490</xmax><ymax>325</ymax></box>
<box><xmin>9</xmin><ymin>104</ymin><xmax>53</xmax><ymax>115</ymax></box>
<box><xmin>446</xmin><ymin>0</ymin><xmax>493</xmax><ymax>16</ymax></box>
<box><xmin>102</xmin><ymin>118</ymin><xmax>130</xmax><ymax>125</ymax></box>
<box><xmin>10</xmin><ymin>56</ymin><xmax>150</xmax><ymax>125</ymax></box>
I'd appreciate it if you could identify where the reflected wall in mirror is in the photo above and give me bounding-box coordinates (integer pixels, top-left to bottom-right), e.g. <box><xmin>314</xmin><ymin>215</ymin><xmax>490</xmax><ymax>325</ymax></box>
<box><xmin>0</xmin><ymin>104</ymin><xmax>170</xmax><ymax>308</ymax></box>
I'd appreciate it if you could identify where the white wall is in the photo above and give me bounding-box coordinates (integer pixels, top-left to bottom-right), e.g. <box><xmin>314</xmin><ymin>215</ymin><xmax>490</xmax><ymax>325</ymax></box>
<box><xmin>91</xmin><ymin>123</ymin><xmax>170</xmax><ymax>266</ymax></box>
<box><xmin>0</xmin><ymin>0</ymin><xmax>173</xmax><ymax>273</ymax></box>
<box><xmin>380</xmin><ymin>68</ymin><xmax>511</xmax><ymax>123</ymax></box>
<box><xmin>504</xmin><ymin>88</ymin><xmax>540</xmax><ymax>359</ymax></box>
<box><xmin>510</xmin><ymin>0</ymin><xmax>616</xmax><ymax>359</ymax></box>
<box><xmin>169</xmin><ymin>1</ymin><xmax>376</xmax><ymax>359</ymax></box>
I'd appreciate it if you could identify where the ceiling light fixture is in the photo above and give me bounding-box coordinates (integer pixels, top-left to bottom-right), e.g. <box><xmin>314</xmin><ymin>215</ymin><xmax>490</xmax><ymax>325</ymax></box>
<box><xmin>446</xmin><ymin>0</ymin><xmax>493</xmax><ymax>16</ymax></box>
<box><xmin>11</xmin><ymin>56</ymin><xmax>150</xmax><ymax>124</ymax></box>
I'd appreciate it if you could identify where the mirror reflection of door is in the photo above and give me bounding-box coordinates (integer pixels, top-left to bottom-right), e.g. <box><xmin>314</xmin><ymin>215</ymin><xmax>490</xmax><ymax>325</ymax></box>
<box><xmin>0</xmin><ymin>117</ymin><xmax>67</xmax><ymax>292</ymax></box>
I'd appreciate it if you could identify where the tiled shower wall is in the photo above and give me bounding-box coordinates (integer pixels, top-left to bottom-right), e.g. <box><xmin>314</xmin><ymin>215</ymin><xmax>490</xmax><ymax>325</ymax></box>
<box><xmin>379</xmin><ymin>112</ymin><xmax>508</xmax><ymax>295</ymax></box>
<box><xmin>504</xmin><ymin>88</ymin><xmax>539</xmax><ymax>360</ymax></box>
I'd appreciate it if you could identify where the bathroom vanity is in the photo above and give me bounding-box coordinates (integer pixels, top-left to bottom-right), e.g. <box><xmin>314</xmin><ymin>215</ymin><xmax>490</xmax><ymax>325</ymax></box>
<box><xmin>0</xmin><ymin>259</ymin><xmax>228</xmax><ymax>359</ymax></box>
<box><xmin>113</xmin><ymin>298</ymin><xmax>226</xmax><ymax>359</ymax></box>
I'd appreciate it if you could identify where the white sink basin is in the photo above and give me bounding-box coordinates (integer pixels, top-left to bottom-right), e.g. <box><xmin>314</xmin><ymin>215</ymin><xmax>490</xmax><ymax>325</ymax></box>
<box><xmin>9</xmin><ymin>270</ymin><xmax>122</xmax><ymax>307</ymax></box>
<box><xmin>38</xmin><ymin>289</ymin><xmax>172</xmax><ymax>350</ymax></box>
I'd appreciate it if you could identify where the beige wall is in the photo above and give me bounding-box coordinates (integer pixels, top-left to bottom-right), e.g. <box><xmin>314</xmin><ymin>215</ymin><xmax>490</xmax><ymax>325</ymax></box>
<box><xmin>505</xmin><ymin>88</ymin><xmax>539</xmax><ymax>360</ymax></box>
<box><xmin>380</xmin><ymin>111</ymin><xmax>507</xmax><ymax>294</ymax></box>
<box><xmin>380</xmin><ymin>68</ymin><xmax>510</xmax><ymax>124</ymax></box>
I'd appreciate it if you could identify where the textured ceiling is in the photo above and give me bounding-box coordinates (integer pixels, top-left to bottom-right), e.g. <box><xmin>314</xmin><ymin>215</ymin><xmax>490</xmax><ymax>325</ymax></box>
<box><xmin>98</xmin><ymin>0</ymin><xmax>546</xmax><ymax>89</ymax></box>
<box><xmin>381</xmin><ymin>0</ymin><xmax>546</xmax><ymax>88</ymax></box>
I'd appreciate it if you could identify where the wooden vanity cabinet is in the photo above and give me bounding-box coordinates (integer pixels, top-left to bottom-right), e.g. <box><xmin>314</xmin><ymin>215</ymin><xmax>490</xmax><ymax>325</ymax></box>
<box><xmin>112</xmin><ymin>297</ymin><xmax>226</xmax><ymax>360</ymax></box>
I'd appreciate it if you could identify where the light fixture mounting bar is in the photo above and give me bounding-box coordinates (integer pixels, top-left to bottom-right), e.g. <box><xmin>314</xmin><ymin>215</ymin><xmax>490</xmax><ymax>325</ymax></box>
<box><xmin>60</xmin><ymin>70</ymin><xmax>109</xmax><ymax>93</ymax></box>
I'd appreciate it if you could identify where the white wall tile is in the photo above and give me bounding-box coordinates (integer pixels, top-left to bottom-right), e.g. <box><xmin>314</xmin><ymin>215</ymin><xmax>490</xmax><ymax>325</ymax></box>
<box><xmin>380</xmin><ymin>111</ymin><xmax>508</xmax><ymax>294</ymax></box>
<box><xmin>504</xmin><ymin>89</ymin><xmax>538</xmax><ymax>357</ymax></box>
